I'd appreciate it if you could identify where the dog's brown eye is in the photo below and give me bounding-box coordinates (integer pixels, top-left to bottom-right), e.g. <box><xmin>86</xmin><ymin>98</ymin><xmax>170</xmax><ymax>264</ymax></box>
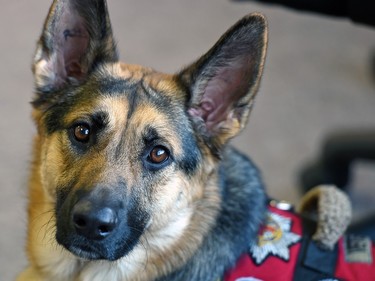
<box><xmin>74</xmin><ymin>124</ymin><xmax>91</xmax><ymax>143</ymax></box>
<box><xmin>149</xmin><ymin>146</ymin><xmax>169</xmax><ymax>164</ymax></box>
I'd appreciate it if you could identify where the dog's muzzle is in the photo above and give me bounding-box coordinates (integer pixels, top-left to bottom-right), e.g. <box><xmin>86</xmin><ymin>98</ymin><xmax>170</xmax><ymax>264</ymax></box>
<box><xmin>55</xmin><ymin>186</ymin><xmax>148</xmax><ymax>261</ymax></box>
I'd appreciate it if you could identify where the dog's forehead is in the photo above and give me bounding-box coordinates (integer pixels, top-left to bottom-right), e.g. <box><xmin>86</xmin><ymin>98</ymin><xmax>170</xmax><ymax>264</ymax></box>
<box><xmin>44</xmin><ymin>62</ymin><xmax>189</xmax><ymax>137</ymax></box>
<box><xmin>101</xmin><ymin>63</ymin><xmax>184</xmax><ymax>97</ymax></box>
<box><xmin>93</xmin><ymin>62</ymin><xmax>186</xmax><ymax>124</ymax></box>
<box><xmin>71</xmin><ymin>62</ymin><xmax>187</xmax><ymax>145</ymax></box>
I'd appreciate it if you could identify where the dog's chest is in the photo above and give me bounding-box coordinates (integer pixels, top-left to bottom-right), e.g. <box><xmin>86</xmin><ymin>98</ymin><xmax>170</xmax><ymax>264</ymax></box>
<box><xmin>222</xmin><ymin>203</ymin><xmax>375</xmax><ymax>281</ymax></box>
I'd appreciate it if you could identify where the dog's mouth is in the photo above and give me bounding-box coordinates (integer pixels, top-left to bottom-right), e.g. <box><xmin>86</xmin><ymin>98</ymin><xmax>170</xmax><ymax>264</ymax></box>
<box><xmin>67</xmin><ymin>243</ymin><xmax>104</xmax><ymax>260</ymax></box>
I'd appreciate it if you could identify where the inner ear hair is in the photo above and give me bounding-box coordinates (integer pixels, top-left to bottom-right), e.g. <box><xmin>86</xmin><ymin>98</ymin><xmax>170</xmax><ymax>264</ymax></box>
<box><xmin>33</xmin><ymin>0</ymin><xmax>118</xmax><ymax>95</ymax></box>
<box><xmin>179</xmin><ymin>14</ymin><xmax>268</xmax><ymax>153</ymax></box>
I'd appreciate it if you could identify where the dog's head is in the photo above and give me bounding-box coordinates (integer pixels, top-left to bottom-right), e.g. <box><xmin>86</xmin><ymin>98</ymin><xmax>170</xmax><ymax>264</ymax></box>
<box><xmin>32</xmin><ymin>0</ymin><xmax>267</xmax><ymax>265</ymax></box>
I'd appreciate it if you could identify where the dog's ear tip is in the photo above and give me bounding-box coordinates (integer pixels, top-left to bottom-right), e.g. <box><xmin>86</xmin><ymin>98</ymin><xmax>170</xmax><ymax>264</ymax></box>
<box><xmin>241</xmin><ymin>13</ymin><xmax>268</xmax><ymax>32</ymax></box>
<box><xmin>248</xmin><ymin>12</ymin><xmax>267</xmax><ymax>21</ymax></box>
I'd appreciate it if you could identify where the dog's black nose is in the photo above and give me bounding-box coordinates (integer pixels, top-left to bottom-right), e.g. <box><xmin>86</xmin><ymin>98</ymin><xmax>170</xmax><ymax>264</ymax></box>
<box><xmin>72</xmin><ymin>200</ymin><xmax>118</xmax><ymax>240</ymax></box>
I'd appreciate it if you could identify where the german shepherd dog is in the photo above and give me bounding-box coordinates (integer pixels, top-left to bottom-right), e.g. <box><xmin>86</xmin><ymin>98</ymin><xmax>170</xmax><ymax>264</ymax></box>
<box><xmin>18</xmin><ymin>0</ymin><xmax>268</xmax><ymax>280</ymax></box>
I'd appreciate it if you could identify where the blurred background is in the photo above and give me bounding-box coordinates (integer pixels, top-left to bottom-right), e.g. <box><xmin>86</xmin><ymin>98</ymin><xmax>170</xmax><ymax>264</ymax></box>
<box><xmin>0</xmin><ymin>0</ymin><xmax>374</xmax><ymax>280</ymax></box>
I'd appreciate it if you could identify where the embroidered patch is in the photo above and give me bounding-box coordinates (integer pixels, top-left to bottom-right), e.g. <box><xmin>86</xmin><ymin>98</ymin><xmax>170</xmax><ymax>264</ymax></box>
<box><xmin>249</xmin><ymin>212</ymin><xmax>301</xmax><ymax>265</ymax></box>
<box><xmin>344</xmin><ymin>234</ymin><xmax>372</xmax><ymax>264</ymax></box>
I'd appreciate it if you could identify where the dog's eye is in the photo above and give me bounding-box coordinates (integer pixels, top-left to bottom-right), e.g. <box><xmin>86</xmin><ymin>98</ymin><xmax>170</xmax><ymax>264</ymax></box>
<box><xmin>149</xmin><ymin>146</ymin><xmax>169</xmax><ymax>164</ymax></box>
<box><xmin>74</xmin><ymin>124</ymin><xmax>91</xmax><ymax>143</ymax></box>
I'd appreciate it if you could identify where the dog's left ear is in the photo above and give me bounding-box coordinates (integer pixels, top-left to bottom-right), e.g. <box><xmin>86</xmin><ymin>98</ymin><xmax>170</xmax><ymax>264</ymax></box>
<box><xmin>33</xmin><ymin>0</ymin><xmax>118</xmax><ymax>96</ymax></box>
<box><xmin>179</xmin><ymin>14</ymin><xmax>268</xmax><ymax>154</ymax></box>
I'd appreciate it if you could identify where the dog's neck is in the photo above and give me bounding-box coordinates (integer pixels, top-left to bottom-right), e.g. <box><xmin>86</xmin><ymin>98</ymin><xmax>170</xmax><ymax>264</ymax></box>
<box><xmin>157</xmin><ymin>147</ymin><xmax>267</xmax><ymax>281</ymax></box>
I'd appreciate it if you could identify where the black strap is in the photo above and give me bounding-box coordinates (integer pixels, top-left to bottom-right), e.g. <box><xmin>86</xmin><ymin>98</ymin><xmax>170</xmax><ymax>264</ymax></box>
<box><xmin>293</xmin><ymin>216</ymin><xmax>341</xmax><ymax>281</ymax></box>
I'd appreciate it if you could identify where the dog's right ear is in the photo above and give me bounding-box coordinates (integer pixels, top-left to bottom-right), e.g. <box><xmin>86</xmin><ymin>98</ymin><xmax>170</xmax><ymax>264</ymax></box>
<box><xmin>33</xmin><ymin>0</ymin><xmax>117</xmax><ymax>98</ymax></box>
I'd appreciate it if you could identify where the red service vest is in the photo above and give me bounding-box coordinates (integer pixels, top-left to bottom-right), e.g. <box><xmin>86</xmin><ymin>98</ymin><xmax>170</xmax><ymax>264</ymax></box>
<box><xmin>224</xmin><ymin>205</ymin><xmax>375</xmax><ymax>281</ymax></box>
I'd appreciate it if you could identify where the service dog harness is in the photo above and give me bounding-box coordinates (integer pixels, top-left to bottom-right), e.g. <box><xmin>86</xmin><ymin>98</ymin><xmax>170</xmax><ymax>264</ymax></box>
<box><xmin>223</xmin><ymin>202</ymin><xmax>375</xmax><ymax>281</ymax></box>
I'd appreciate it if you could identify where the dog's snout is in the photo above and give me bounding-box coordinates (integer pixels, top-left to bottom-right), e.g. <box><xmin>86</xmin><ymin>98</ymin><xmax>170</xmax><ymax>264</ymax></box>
<box><xmin>72</xmin><ymin>200</ymin><xmax>118</xmax><ymax>240</ymax></box>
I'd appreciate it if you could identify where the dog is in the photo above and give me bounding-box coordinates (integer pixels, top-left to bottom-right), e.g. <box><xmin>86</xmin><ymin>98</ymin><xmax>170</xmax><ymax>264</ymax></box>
<box><xmin>18</xmin><ymin>0</ymin><xmax>374</xmax><ymax>281</ymax></box>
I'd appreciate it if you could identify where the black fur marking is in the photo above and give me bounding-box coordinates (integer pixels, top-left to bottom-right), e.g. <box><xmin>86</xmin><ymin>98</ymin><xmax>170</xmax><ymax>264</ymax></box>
<box><xmin>126</xmin><ymin>89</ymin><xmax>139</xmax><ymax>121</ymax></box>
<box><xmin>142</xmin><ymin>126</ymin><xmax>160</xmax><ymax>145</ymax></box>
<box><xmin>41</xmin><ymin>94</ymin><xmax>88</xmax><ymax>135</ymax></box>
<box><xmin>56</xmin><ymin>183</ymin><xmax>150</xmax><ymax>261</ymax></box>
<box><xmin>97</xmin><ymin>76</ymin><xmax>137</xmax><ymax>95</ymax></box>
<box><xmin>176</xmin><ymin>128</ymin><xmax>201</xmax><ymax>176</ymax></box>
<box><xmin>91</xmin><ymin>111</ymin><xmax>109</xmax><ymax>129</ymax></box>
<box><xmin>44</xmin><ymin>99</ymin><xmax>76</xmax><ymax>134</ymax></box>
<box><xmin>140</xmin><ymin>83</ymin><xmax>175</xmax><ymax>113</ymax></box>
